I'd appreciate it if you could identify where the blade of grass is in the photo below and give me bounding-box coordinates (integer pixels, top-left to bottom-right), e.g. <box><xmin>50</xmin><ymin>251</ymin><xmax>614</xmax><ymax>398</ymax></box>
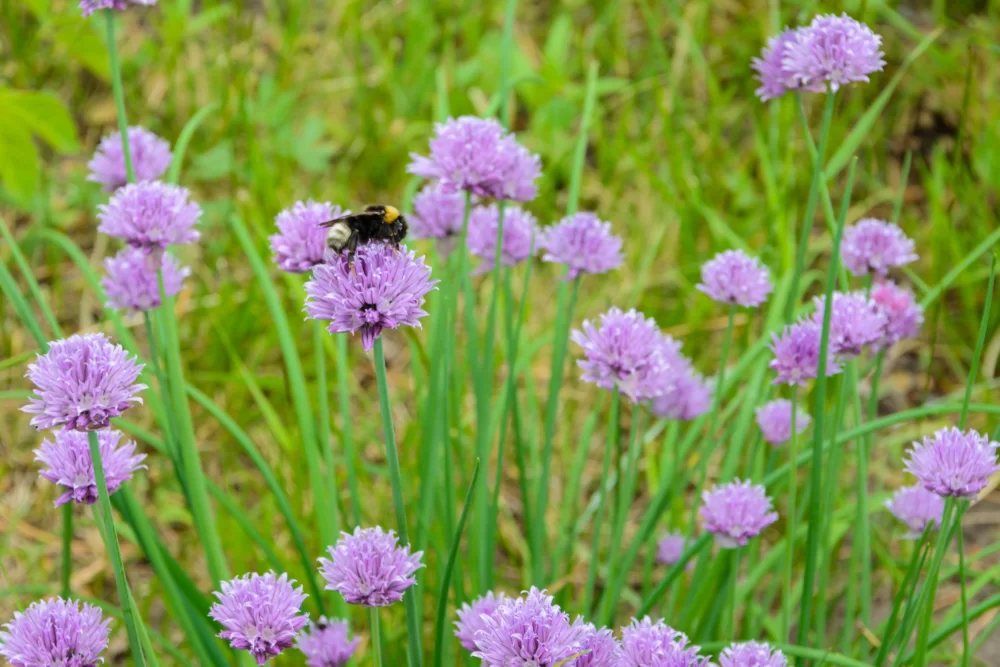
<box><xmin>166</xmin><ymin>103</ymin><xmax>217</xmax><ymax>184</ymax></box>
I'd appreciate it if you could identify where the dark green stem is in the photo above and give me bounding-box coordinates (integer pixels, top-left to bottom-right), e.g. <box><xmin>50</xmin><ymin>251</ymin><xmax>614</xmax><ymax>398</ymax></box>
<box><xmin>105</xmin><ymin>10</ymin><xmax>135</xmax><ymax>183</ymax></box>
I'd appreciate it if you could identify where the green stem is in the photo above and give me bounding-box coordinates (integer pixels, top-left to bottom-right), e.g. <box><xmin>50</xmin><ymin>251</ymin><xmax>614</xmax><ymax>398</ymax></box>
<box><xmin>313</xmin><ymin>320</ymin><xmax>341</xmax><ymax>530</ymax></box>
<box><xmin>583</xmin><ymin>387</ymin><xmax>620</xmax><ymax>615</ymax></box>
<box><xmin>104</xmin><ymin>10</ymin><xmax>135</xmax><ymax>183</ymax></box>
<box><xmin>369</xmin><ymin>608</ymin><xmax>383</xmax><ymax>667</ymax></box>
<box><xmin>142</xmin><ymin>312</ymin><xmax>181</xmax><ymax>470</ymax></box>
<box><xmin>908</xmin><ymin>499</ymin><xmax>959</xmax><ymax>667</ymax></box>
<box><xmin>781</xmin><ymin>385</ymin><xmax>799</xmax><ymax>642</ymax></box>
<box><xmin>373</xmin><ymin>338</ymin><xmax>422</xmax><ymax>667</ymax></box>
<box><xmin>88</xmin><ymin>431</ymin><xmax>147</xmax><ymax>667</ymax></box>
<box><xmin>335</xmin><ymin>333</ymin><xmax>362</xmax><ymax>527</ymax></box>
<box><xmin>873</xmin><ymin>527</ymin><xmax>932</xmax><ymax>666</ymax></box>
<box><xmin>60</xmin><ymin>503</ymin><xmax>72</xmax><ymax>597</ymax></box>
<box><xmin>957</xmin><ymin>503</ymin><xmax>969</xmax><ymax>667</ymax></box>
<box><xmin>728</xmin><ymin>548</ymin><xmax>741</xmax><ymax>640</ymax></box>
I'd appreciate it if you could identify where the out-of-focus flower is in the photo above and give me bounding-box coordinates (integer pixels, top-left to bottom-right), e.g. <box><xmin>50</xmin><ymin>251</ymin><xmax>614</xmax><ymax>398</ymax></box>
<box><xmin>455</xmin><ymin>591</ymin><xmax>507</xmax><ymax>652</ymax></box>
<box><xmin>813</xmin><ymin>291</ymin><xmax>887</xmax><ymax>356</ymax></box>
<box><xmin>79</xmin><ymin>0</ymin><xmax>156</xmax><ymax>18</ymax></box>
<box><xmin>87</xmin><ymin>126</ymin><xmax>171</xmax><ymax>191</ymax></box>
<box><xmin>34</xmin><ymin>429</ymin><xmax>146</xmax><ymax>506</ymax></box>
<box><xmin>718</xmin><ymin>641</ymin><xmax>789</xmax><ymax>667</ymax></box>
<box><xmin>472</xmin><ymin>588</ymin><xmax>584</xmax><ymax>667</ymax></box>
<box><xmin>408</xmin><ymin>116</ymin><xmax>541</xmax><ymax>201</ymax></box>
<box><xmin>410</xmin><ymin>182</ymin><xmax>467</xmax><ymax>241</ymax></box>
<box><xmin>466</xmin><ymin>204</ymin><xmax>537</xmax><ymax>274</ymax></box>
<box><xmin>700</xmin><ymin>479</ymin><xmax>779</xmax><ymax>548</ymax></box>
<box><xmin>209</xmin><ymin>571</ymin><xmax>308</xmax><ymax>665</ymax></box>
<box><xmin>568</xmin><ymin>622</ymin><xmax>620</xmax><ymax>667</ymax></box>
<box><xmin>318</xmin><ymin>526</ymin><xmax>424</xmax><ymax>607</ymax></box>
<box><xmin>656</xmin><ymin>532</ymin><xmax>688</xmax><ymax>566</ymax></box>
<box><xmin>697</xmin><ymin>249</ymin><xmax>773</xmax><ymax>308</ymax></box>
<box><xmin>651</xmin><ymin>368</ymin><xmax>712</xmax><ymax>421</ymax></box>
<box><xmin>755</xmin><ymin>399</ymin><xmax>811</xmax><ymax>446</ymax></box>
<box><xmin>0</xmin><ymin>597</ymin><xmax>110</xmax><ymax>667</ymax></box>
<box><xmin>885</xmin><ymin>485</ymin><xmax>945</xmax><ymax>537</ymax></box>
<box><xmin>270</xmin><ymin>201</ymin><xmax>346</xmax><ymax>273</ymax></box>
<box><xmin>752</xmin><ymin>29</ymin><xmax>800</xmax><ymax>101</ymax></box>
<box><xmin>97</xmin><ymin>180</ymin><xmax>201</xmax><ymax>251</ymax></box>
<box><xmin>841</xmin><ymin>219</ymin><xmax>918</xmax><ymax>277</ymax></box>
<box><xmin>305</xmin><ymin>244</ymin><xmax>437</xmax><ymax>351</ymax></box>
<box><xmin>539</xmin><ymin>212</ymin><xmax>623</xmax><ymax>280</ymax></box>
<box><xmin>871</xmin><ymin>281</ymin><xmax>923</xmax><ymax>350</ymax></box>
<box><xmin>903</xmin><ymin>427</ymin><xmax>1000</xmax><ymax>499</ymax></box>
<box><xmin>102</xmin><ymin>246</ymin><xmax>189</xmax><ymax>311</ymax></box>
<box><xmin>769</xmin><ymin>319</ymin><xmax>841</xmax><ymax>385</ymax></box>
<box><xmin>783</xmin><ymin>14</ymin><xmax>885</xmax><ymax>92</ymax></box>
<box><xmin>22</xmin><ymin>333</ymin><xmax>145</xmax><ymax>432</ymax></box>
<box><xmin>295</xmin><ymin>617</ymin><xmax>359</xmax><ymax>667</ymax></box>
<box><xmin>618</xmin><ymin>617</ymin><xmax>711</xmax><ymax>667</ymax></box>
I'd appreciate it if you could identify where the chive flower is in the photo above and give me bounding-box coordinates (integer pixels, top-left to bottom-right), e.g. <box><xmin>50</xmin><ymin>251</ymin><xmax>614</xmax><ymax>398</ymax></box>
<box><xmin>34</xmin><ymin>429</ymin><xmax>146</xmax><ymax>506</ymax></box>
<box><xmin>651</xmin><ymin>368</ymin><xmax>712</xmax><ymax>421</ymax></box>
<box><xmin>618</xmin><ymin>617</ymin><xmax>711</xmax><ymax>667</ymax></box>
<box><xmin>97</xmin><ymin>180</ymin><xmax>201</xmax><ymax>252</ymax></box>
<box><xmin>79</xmin><ymin>0</ymin><xmax>156</xmax><ymax>18</ymax></box>
<box><xmin>841</xmin><ymin>219</ymin><xmax>918</xmax><ymax>277</ymax></box>
<box><xmin>570</xmin><ymin>622</ymin><xmax>621</xmax><ymax>667</ymax></box>
<box><xmin>318</xmin><ymin>526</ymin><xmax>424</xmax><ymax>607</ymax></box>
<box><xmin>539</xmin><ymin>212</ymin><xmax>624</xmax><ymax>280</ymax></box>
<box><xmin>0</xmin><ymin>597</ymin><xmax>110</xmax><ymax>667</ymax></box>
<box><xmin>783</xmin><ymin>14</ymin><xmax>885</xmax><ymax>93</ymax></box>
<box><xmin>700</xmin><ymin>479</ymin><xmax>779</xmax><ymax>548</ymax></box>
<box><xmin>87</xmin><ymin>126</ymin><xmax>171</xmax><ymax>192</ymax></box>
<box><xmin>752</xmin><ymin>29</ymin><xmax>799</xmax><ymax>101</ymax></box>
<box><xmin>467</xmin><ymin>204</ymin><xmax>538</xmax><ymax>274</ymax></box>
<box><xmin>471</xmin><ymin>587</ymin><xmax>585</xmax><ymax>667</ymax></box>
<box><xmin>697</xmin><ymin>249</ymin><xmax>772</xmax><ymax>308</ymax></box>
<box><xmin>718</xmin><ymin>641</ymin><xmax>789</xmax><ymax>667</ymax></box>
<box><xmin>270</xmin><ymin>201</ymin><xmax>347</xmax><ymax>273</ymax></box>
<box><xmin>813</xmin><ymin>291</ymin><xmax>888</xmax><ymax>357</ymax></box>
<box><xmin>885</xmin><ymin>484</ymin><xmax>945</xmax><ymax>537</ymax></box>
<box><xmin>295</xmin><ymin>617</ymin><xmax>360</xmax><ymax>667</ymax></box>
<box><xmin>455</xmin><ymin>591</ymin><xmax>507</xmax><ymax>652</ymax></box>
<box><xmin>755</xmin><ymin>399</ymin><xmax>811</xmax><ymax>446</ymax></box>
<box><xmin>102</xmin><ymin>246</ymin><xmax>190</xmax><ymax>312</ymax></box>
<box><xmin>769</xmin><ymin>318</ymin><xmax>842</xmax><ymax>385</ymax></box>
<box><xmin>209</xmin><ymin>571</ymin><xmax>309</xmax><ymax>665</ymax></box>
<box><xmin>656</xmin><ymin>531</ymin><xmax>688</xmax><ymax>566</ymax></box>
<box><xmin>903</xmin><ymin>427</ymin><xmax>1000</xmax><ymax>499</ymax></box>
<box><xmin>22</xmin><ymin>333</ymin><xmax>146</xmax><ymax>432</ymax></box>
<box><xmin>871</xmin><ymin>281</ymin><xmax>924</xmax><ymax>350</ymax></box>
<box><xmin>411</xmin><ymin>182</ymin><xmax>467</xmax><ymax>241</ymax></box>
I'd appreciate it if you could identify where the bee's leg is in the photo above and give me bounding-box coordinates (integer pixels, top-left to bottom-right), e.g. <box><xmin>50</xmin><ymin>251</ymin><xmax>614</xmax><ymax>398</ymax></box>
<box><xmin>345</xmin><ymin>234</ymin><xmax>360</xmax><ymax>266</ymax></box>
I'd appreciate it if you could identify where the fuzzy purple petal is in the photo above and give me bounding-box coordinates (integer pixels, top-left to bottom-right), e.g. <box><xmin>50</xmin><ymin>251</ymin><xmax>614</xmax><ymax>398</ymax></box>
<box><xmin>34</xmin><ymin>429</ymin><xmax>146</xmax><ymax>506</ymax></box>
<box><xmin>102</xmin><ymin>246</ymin><xmax>189</xmax><ymax>312</ymax></box>
<box><xmin>700</xmin><ymin>479</ymin><xmax>778</xmax><ymax>548</ymax></box>
<box><xmin>903</xmin><ymin>427</ymin><xmax>1000</xmax><ymax>499</ymax></box>
<box><xmin>540</xmin><ymin>212</ymin><xmax>623</xmax><ymax>280</ymax></box>
<box><xmin>318</xmin><ymin>526</ymin><xmax>424</xmax><ymax>607</ymax></box>
<box><xmin>97</xmin><ymin>180</ymin><xmax>201</xmax><ymax>251</ymax></box>
<box><xmin>1</xmin><ymin>597</ymin><xmax>110</xmax><ymax>667</ymax></box>
<box><xmin>87</xmin><ymin>126</ymin><xmax>171</xmax><ymax>191</ymax></box>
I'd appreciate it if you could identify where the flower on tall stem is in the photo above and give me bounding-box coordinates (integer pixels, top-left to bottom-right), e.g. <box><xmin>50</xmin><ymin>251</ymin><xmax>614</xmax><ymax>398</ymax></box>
<box><xmin>755</xmin><ymin>399</ymin><xmax>811</xmax><ymax>446</ymax></box>
<box><xmin>697</xmin><ymin>249</ymin><xmax>773</xmax><ymax>308</ymax></box>
<box><xmin>784</xmin><ymin>14</ymin><xmax>885</xmax><ymax>93</ymax></box>
<box><xmin>22</xmin><ymin>333</ymin><xmax>146</xmax><ymax>431</ymax></box>
<box><xmin>656</xmin><ymin>531</ymin><xmax>689</xmax><ymax>566</ymax></box>
<box><xmin>79</xmin><ymin>0</ymin><xmax>156</xmax><ymax>17</ymax></box>
<box><xmin>885</xmin><ymin>484</ymin><xmax>945</xmax><ymax>538</ymax></box>
<box><xmin>318</xmin><ymin>526</ymin><xmax>424</xmax><ymax>607</ymax></box>
<box><xmin>295</xmin><ymin>617</ymin><xmax>360</xmax><ymax>667</ymax></box>
<box><xmin>455</xmin><ymin>591</ymin><xmax>507</xmax><ymax>652</ymax></box>
<box><xmin>410</xmin><ymin>182</ymin><xmax>466</xmax><ymax>243</ymax></box>
<box><xmin>88</xmin><ymin>126</ymin><xmax>171</xmax><ymax>191</ymax></box>
<box><xmin>841</xmin><ymin>219</ymin><xmax>918</xmax><ymax>277</ymax></box>
<box><xmin>270</xmin><ymin>200</ymin><xmax>347</xmax><ymax>273</ymax></box>
<box><xmin>618</xmin><ymin>617</ymin><xmax>711</xmax><ymax>667</ymax></box>
<box><xmin>102</xmin><ymin>246</ymin><xmax>189</xmax><ymax>311</ymax></box>
<box><xmin>752</xmin><ymin>29</ymin><xmax>799</xmax><ymax>101</ymax></box>
<box><xmin>700</xmin><ymin>479</ymin><xmax>779</xmax><ymax>548</ymax></box>
<box><xmin>209</xmin><ymin>571</ymin><xmax>309</xmax><ymax>665</ymax></box>
<box><xmin>769</xmin><ymin>318</ymin><xmax>842</xmax><ymax>385</ymax></box>
<box><xmin>903</xmin><ymin>427</ymin><xmax>1000</xmax><ymax>499</ymax></box>
<box><xmin>466</xmin><ymin>204</ymin><xmax>538</xmax><ymax>274</ymax></box>
<box><xmin>472</xmin><ymin>588</ymin><xmax>585</xmax><ymax>667</ymax></box>
<box><xmin>97</xmin><ymin>180</ymin><xmax>202</xmax><ymax>252</ymax></box>
<box><xmin>569</xmin><ymin>621</ymin><xmax>621</xmax><ymax>667</ymax></box>
<box><xmin>718</xmin><ymin>641</ymin><xmax>789</xmax><ymax>667</ymax></box>
<box><xmin>539</xmin><ymin>212</ymin><xmax>623</xmax><ymax>280</ymax></box>
<box><xmin>34</xmin><ymin>429</ymin><xmax>146</xmax><ymax>506</ymax></box>
<box><xmin>651</xmin><ymin>368</ymin><xmax>712</xmax><ymax>421</ymax></box>
<box><xmin>812</xmin><ymin>291</ymin><xmax>888</xmax><ymax>357</ymax></box>
<box><xmin>0</xmin><ymin>597</ymin><xmax>110</xmax><ymax>667</ymax></box>
<box><xmin>871</xmin><ymin>280</ymin><xmax>924</xmax><ymax>350</ymax></box>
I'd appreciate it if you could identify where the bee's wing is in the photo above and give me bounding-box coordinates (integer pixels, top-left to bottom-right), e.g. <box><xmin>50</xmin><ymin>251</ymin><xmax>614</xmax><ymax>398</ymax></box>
<box><xmin>319</xmin><ymin>212</ymin><xmax>354</xmax><ymax>228</ymax></box>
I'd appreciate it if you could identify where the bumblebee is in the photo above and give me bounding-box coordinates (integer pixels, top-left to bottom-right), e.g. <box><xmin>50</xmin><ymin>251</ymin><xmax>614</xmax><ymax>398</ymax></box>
<box><xmin>321</xmin><ymin>204</ymin><xmax>408</xmax><ymax>262</ymax></box>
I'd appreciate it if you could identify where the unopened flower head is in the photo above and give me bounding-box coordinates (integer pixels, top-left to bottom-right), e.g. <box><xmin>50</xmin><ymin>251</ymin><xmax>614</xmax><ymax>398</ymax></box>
<box><xmin>903</xmin><ymin>427</ymin><xmax>1000</xmax><ymax>499</ymax></box>
<box><xmin>34</xmin><ymin>429</ymin><xmax>146</xmax><ymax>506</ymax></box>
<box><xmin>304</xmin><ymin>244</ymin><xmax>438</xmax><ymax>351</ymax></box>
<box><xmin>270</xmin><ymin>201</ymin><xmax>347</xmax><ymax>273</ymax></box>
<box><xmin>467</xmin><ymin>204</ymin><xmax>537</xmax><ymax>274</ymax></box>
<box><xmin>719</xmin><ymin>641</ymin><xmax>789</xmax><ymax>667</ymax></box>
<box><xmin>752</xmin><ymin>28</ymin><xmax>799</xmax><ymax>101</ymax></box>
<box><xmin>697</xmin><ymin>249</ymin><xmax>773</xmax><ymax>308</ymax></box>
<box><xmin>618</xmin><ymin>617</ymin><xmax>711</xmax><ymax>667</ymax></box>
<box><xmin>571</xmin><ymin>307</ymin><xmax>671</xmax><ymax>402</ymax></box>
<box><xmin>0</xmin><ymin>597</ymin><xmax>110</xmax><ymax>667</ymax></box>
<box><xmin>755</xmin><ymin>399</ymin><xmax>811</xmax><ymax>446</ymax></box>
<box><xmin>472</xmin><ymin>587</ymin><xmax>584</xmax><ymax>667</ymax></box>
<box><xmin>885</xmin><ymin>484</ymin><xmax>945</xmax><ymax>537</ymax></box>
<box><xmin>97</xmin><ymin>180</ymin><xmax>201</xmax><ymax>251</ymax></box>
<box><xmin>783</xmin><ymin>14</ymin><xmax>885</xmax><ymax>93</ymax></box>
<box><xmin>22</xmin><ymin>333</ymin><xmax>146</xmax><ymax>431</ymax></box>
<box><xmin>408</xmin><ymin>116</ymin><xmax>541</xmax><ymax>201</ymax></box>
<box><xmin>813</xmin><ymin>291</ymin><xmax>887</xmax><ymax>357</ymax></box>
<box><xmin>209</xmin><ymin>571</ymin><xmax>308</xmax><ymax>665</ymax></box>
<box><xmin>569</xmin><ymin>622</ymin><xmax>621</xmax><ymax>667</ymax></box>
<box><xmin>318</xmin><ymin>526</ymin><xmax>424</xmax><ymax>607</ymax></box>
<box><xmin>539</xmin><ymin>212</ymin><xmax>623</xmax><ymax>280</ymax></box>
<box><xmin>79</xmin><ymin>0</ymin><xmax>156</xmax><ymax>18</ymax></box>
<box><xmin>87</xmin><ymin>126</ymin><xmax>171</xmax><ymax>191</ymax></box>
<box><xmin>769</xmin><ymin>319</ymin><xmax>842</xmax><ymax>385</ymax></box>
<box><xmin>295</xmin><ymin>617</ymin><xmax>359</xmax><ymax>667</ymax></box>
<box><xmin>871</xmin><ymin>281</ymin><xmax>923</xmax><ymax>350</ymax></box>
<box><xmin>102</xmin><ymin>246</ymin><xmax>190</xmax><ymax>312</ymax></box>
<box><xmin>410</xmin><ymin>182</ymin><xmax>467</xmax><ymax>241</ymax></box>
<box><xmin>455</xmin><ymin>591</ymin><xmax>507</xmax><ymax>652</ymax></box>
<box><xmin>700</xmin><ymin>479</ymin><xmax>779</xmax><ymax>548</ymax></box>
<box><xmin>656</xmin><ymin>531</ymin><xmax>688</xmax><ymax>566</ymax></box>
<box><xmin>841</xmin><ymin>219</ymin><xmax>918</xmax><ymax>276</ymax></box>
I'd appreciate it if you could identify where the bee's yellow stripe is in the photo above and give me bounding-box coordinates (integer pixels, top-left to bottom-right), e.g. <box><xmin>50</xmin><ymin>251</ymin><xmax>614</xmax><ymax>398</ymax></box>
<box><xmin>384</xmin><ymin>205</ymin><xmax>400</xmax><ymax>223</ymax></box>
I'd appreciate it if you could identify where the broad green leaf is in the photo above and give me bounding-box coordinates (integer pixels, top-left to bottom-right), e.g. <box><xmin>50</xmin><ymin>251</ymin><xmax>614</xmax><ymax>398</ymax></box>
<box><xmin>51</xmin><ymin>18</ymin><xmax>110</xmax><ymax>79</ymax></box>
<box><xmin>0</xmin><ymin>123</ymin><xmax>39</xmax><ymax>203</ymax></box>
<box><xmin>0</xmin><ymin>90</ymin><xmax>80</xmax><ymax>154</ymax></box>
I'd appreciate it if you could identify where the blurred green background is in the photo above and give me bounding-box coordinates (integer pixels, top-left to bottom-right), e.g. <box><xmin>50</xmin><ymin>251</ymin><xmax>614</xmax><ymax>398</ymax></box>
<box><xmin>2</xmin><ymin>0</ymin><xmax>999</xmax><ymax>663</ymax></box>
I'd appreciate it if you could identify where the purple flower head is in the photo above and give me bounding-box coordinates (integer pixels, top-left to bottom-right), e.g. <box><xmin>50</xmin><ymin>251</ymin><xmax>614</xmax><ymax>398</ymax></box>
<box><xmin>719</xmin><ymin>641</ymin><xmax>789</xmax><ymax>667</ymax></box>
<box><xmin>270</xmin><ymin>201</ymin><xmax>347</xmax><ymax>273</ymax></box>
<box><xmin>411</xmin><ymin>182</ymin><xmax>466</xmax><ymax>241</ymax></box>
<box><xmin>467</xmin><ymin>204</ymin><xmax>538</xmax><ymax>274</ymax></box>
<box><xmin>318</xmin><ymin>526</ymin><xmax>424</xmax><ymax>607</ymax></box>
<box><xmin>407</xmin><ymin>116</ymin><xmax>541</xmax><ymax>201</ymax></box>
<box><xmin>885</xmin><ymin>484</ymin><xmax>945</xmax><ymax>538</ymax></box>
<box><xmin>769</xmin><ymin>319</ymin><xmax>842</xmax><ymax>385</ymax></box>
<box><xmin>539</xmin><ymin>212</ymin><xmax>623</xmax><ymax>280</ymax></box>
<box><xmin>102</xmin><ymin>246</ymin><xmax>190</xmax><ymax>312</ymax></box>
<box><xmin>304</xmin><ymin>244</ymin><xmax>438</xmax><ymax>351</ymax></box>
<box><xmin>700</xmin><ymin>479</ymin><xmax>779</xmax><ymax>548</ymax></box>
<box><xmin>97</xmin><ymin>180</ymin><xmax>201</xmax><ymax>251</ymax></box>
<box><xmin>295</xmin><ymin>617</ymin><xmax>360</xmax><ymax>667</ymax></box>
<box><xmin>568</xmin><ymin>622</ymin><xmax>621</xmax><ymax>667</ymax></box>
<box><xmin>571</xmin><ymin>307</ymin><xmax>672</xmax><ymax>403</ymax></box>
<box><xmin>656</xmin><ymin>531</ymin><xmax>689</xmax><ymax>566</ymax></box>
<box><xmin>651</xmin><ymin>366</ymin><xmax>712</xmax><ymax>422</ymax></box>
<box><xmin>755</xmin><ymin>399</ymin><xmax>811</xmax><ymax>446</ymax></box>
<box><xmin>841</xmin><ymin>219</ymin><xmax>918</xmax><ymax>277</ymax></box>
<box><xmin>79</xmin><ymin>0</ymin><xmax>156</xmax><ymax>18</ymax></box>
<box><xmin>455</xmin><ymin>591</ymin><xmax>507</xmax><ymax>652</ymax></box>
<box><xmin>34</xmin><ymin>429</ymin><xmax>146</xmax><ymax>507</ymax></box>
<box><xmin>783</xmin><ymin>14</ymin><xmax>885</xmax><ymax>93</ymax></box>
<box><xmin>871</xmin><ymin>281</ymin><xmax>923</xmax><ymax>350</ymax></box>
<box><xmin>812</xmin><ymin>291</ymin><xmax>887</xmax><ymax>357</ymax></box>
<box><xmin>752</xmin><ymin>29</ymin><xmax>800</xmax><ymax>101</ymax></box>
<box><xmin>903</xmin><ymin>427</ymin><xmax>1000</xmax><ymax>499</ymax></box>
<box><xmin>22</xmin><ymin>333</ymin><xmax>146</xmax><ymax>431</ymax></box>
<box><xmin>87</xmin><ymin>126</ymin><xmax>171</xmax><ymax>191</ymax></box>
<box><xmin>0</xmin><ymin>597</ymin><xmax>110</xmax><ymax>667</ymax></box>
<box><xmin>618</xmin><ymin>617</ymin><xmax>711</xmax><ymax>667</ymax></box>
<box><xmin>472</xmin><ymin>587</ymin><xmax>585</xmax><ymax>667</ymax></box>
<box><xmin>210</xmin><ymin>572</ymin><xmax>308</xmax><ymax>665</ymax></box>
<box><xmin>697</xmin><ymin>249</ymin><xmax>773</xmax><ymax>308</ymax></box>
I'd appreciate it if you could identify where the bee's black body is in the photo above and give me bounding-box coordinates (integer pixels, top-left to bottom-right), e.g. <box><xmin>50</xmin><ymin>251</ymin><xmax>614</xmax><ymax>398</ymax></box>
<box><xmin>321</xmin><ymin>204</ymin><xmax>408</xmax><ymax>263</ymax></box>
